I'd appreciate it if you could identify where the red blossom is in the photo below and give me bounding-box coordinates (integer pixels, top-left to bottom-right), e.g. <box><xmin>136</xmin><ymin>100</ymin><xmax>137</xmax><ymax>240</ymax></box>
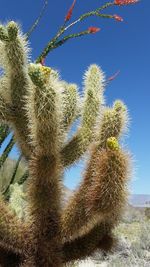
<box><xmin>113</xmin><ymin>14</ymin><xmax>123</xmax><ymax>22</ymax></box>
<box><xmin>65</xmin><ymin>0</ymin><xmax>76</xmax><ymax>22</ymax></box>
<box><xmin>88</xmin><ymin>27</ymin><xmax>101</xmax><ymax>34</ymax></box>
<box><xmin>114</xmin><ymin>0</ymin><xmax>139</xmax><ymax>5</ymax></box>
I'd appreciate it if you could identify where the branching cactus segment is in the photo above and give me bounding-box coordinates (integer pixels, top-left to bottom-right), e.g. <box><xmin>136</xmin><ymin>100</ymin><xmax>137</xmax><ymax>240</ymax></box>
<box><xmin>0</xmin><ymin>196</ymin><xmax>32</xmax><ymax>255</ymax></box>
<box><xmin>0</xmin><ymin>21</ymin><xmax>132</xmax><ymax>267</ymax></box>
<box><xmin>86</xmin><ymin>138</ymin><xmax>129</xmax><ymax>216</ymax></box>
<box><xmin>61</xmin><ymin>102</ymin><xmax>129</xmax><ymax>240</ymax></box>
<box><xmin>0</xmin><ymin>22</ymin><xmax>33</xmax><ymax>159</ymax></box>
<box><xmin>97</xmin><ymin>100</ymin><xmax>129</xmax><ymax>148</ymax></box>
<box><xmin>61</xmin><ymin>64</ymin><xmax>105</xmax><ymax>167</ymax></box>
<box><xmin>28</xmin><ymin>63</ymin><xmax>63</xmax><ymax>155</ymax></box>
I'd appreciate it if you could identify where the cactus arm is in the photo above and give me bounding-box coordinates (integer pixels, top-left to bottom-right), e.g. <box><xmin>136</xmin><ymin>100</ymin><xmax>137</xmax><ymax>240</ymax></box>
<box><xmin>97</xmin><ymin>100</ymin><xmax>129</xmax><ymax>148</ymax></box>
<box><xmin>26</xmin><ymin>64</ymin><xmax>64</xmax><ymax>266</ymax></box>
<box><xmin>0</xmin><ymin>197</ymin><xmax>32</xmax><ymax>255</ymax></box>
<box><xmin>61</xmin><ymin>65</ymin><xmax>105</xmax><ymax>167</ymax></box>
<box><xmin>62</xmin><ymin>223</ymin><xmax>114</xmax><ymax>263</ymax></box>
<box><xmin>62</xmin><ymin>145</ymin><xmax>127</xmax><ymax>239</ymax></box>
<box><xmin>85</xmin><ymin>142</ymin><xmax>129</xmax><ymax>218</ymax></box>
<box><xmin>62</xmin><ymin>82</ymin><xmax>80</xmax><ymax>130</ymax></box>
<box><xmin>62</xmin><ymin>103</ymin><xmax>130</xmax><ymax>261</ymax></box>
<box><xmin>62</xmin><ymin>224</ymin><xmax>105</xmax><ymax>263</ymax></box>
<box><xmin>0</xmin><ymin>22</ymin><xmax>33</xmax><ymax>159</ymax></box>
<box><xmin>61</xmin><ymin>102</ymin><xmax>129</xmax><ymax>239</ymax></box>
<box><xmin>28</xmin><ymin>63</ymin><xmax>63</xmax><ymax>155</ymax></box>
<box><xmin>61</xmin><ymin>145</ymin><xmax>129</xmax><ymax>259</ymax></box>
<box><xmin>61</xmin><ymin>145</ymin><xmax>97</xmax><ymax>239</ymax></box>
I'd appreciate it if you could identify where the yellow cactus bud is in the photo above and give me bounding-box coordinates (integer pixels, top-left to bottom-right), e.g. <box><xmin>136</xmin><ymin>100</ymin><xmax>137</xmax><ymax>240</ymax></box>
<box><xmin>106</xmin><ymin>137</ymin><xmax>119</xmax><ymax>151</ymax></box>
<box><xmin>29</xmin><ymin>63</ymin><xmax>51</xmax><ymax>85</ymax></box>
<box><xmin>39</xmin><ymin>65</ymin><xmax>51</xmax><ymax>80</ymax></box>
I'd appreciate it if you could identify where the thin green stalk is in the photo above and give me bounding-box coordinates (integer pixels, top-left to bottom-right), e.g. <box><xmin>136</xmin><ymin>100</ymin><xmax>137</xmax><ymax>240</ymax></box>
<box><xmin>0</xmin><ymin>136</ymin><xmax>15</xmax><ymax>168</ymax></box>
<box><xmin>26</xmin><ymin>0</ymin><xmax>49</xmax><ymax>40</ymax></box>
<box><xmin>80</xmin><ymin>2</ymin><xmax>114</xmax><ymax>21</ymax></box>
<box><xmin>35</xmin><ymin>25</ymin><xmax>66</xmax><ymax>63</ymax></box>
<box><xmin>3</xmin><ymin>154</ymin><xmax>22</xmax><ymax>199</ymax></box>
<box><xmin>36</xmin><ymin>1</ymin><xmax>114</xmax><ymax>62</ymax></box>
<box><xmin>18</xmin><ymin>170</ymin><xmax>29</xmax><ymax>185</ymax></box>
<box><xmin>38</xmin><ymin>30</ymin><xmax>91</xmax><ymax>55</ymax></box>
<box><xmin>0</xmin><ymin>124</ymin><xmax>9</xmax><ymax>148</ymax></box>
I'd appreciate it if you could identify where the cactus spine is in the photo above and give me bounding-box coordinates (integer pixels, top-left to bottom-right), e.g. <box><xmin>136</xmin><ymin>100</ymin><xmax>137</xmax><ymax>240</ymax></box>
<box><xmin>0</xmin><ymin>21</ymin><xmax>132</xmax><ymax>266</ymax></box>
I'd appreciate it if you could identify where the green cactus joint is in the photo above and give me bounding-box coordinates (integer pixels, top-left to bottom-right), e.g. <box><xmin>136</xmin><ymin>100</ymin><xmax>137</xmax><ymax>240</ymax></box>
<box><xmin>113</xmin><ymin>100</ymin><xmax>127</xmax><ymax>112</ymax></box>
<box><xmin>0</xmin><ymin>25</ymin><xmax>8</xmax><ymax>41</ymax></box>
<box><xmin>29</xmin><ymin>63</ymin><xmax>51</xmax><ymax>86</ymax></box>
<box><xmin>7</xmin><ymin>21</ymin><xmax>18</xmax><ymax>40</ymax></box>
<box><xmin>106</xmin><ymin>137</ymin><xmax>120</xmax><ymax>151</ymax></box>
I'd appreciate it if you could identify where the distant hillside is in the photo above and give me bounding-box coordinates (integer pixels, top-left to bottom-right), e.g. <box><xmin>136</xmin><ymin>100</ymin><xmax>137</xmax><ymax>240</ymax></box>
<box><xmin>129</xmin><ymin>194</ymin><xmax>150</xmax><ymax>208</ymax></box>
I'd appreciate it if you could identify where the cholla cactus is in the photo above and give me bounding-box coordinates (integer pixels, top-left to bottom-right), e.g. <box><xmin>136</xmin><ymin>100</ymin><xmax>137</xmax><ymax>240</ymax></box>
<box><xmin>9</xmin><ymin>183</ymin><xmax>26</xmax><ymax>219</ymax></box>
<box><xmin>0</xmin><ymin>21</ymin><xmax>131</xmax><ymax>267</ymax></box>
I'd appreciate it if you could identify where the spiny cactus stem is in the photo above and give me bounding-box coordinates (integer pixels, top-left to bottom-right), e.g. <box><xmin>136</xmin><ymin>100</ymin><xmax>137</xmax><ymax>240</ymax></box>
<box><xmin>1</xmin><ymin>21</ymin><xmax>34</xmax><ymax>158</ymax></box>
<box><xmin>61</xmin><ymin>65</ymin><xmax>105</xmax><ymax>167</ymax></box>
<box><xmin>0</xmin><ymin>197</ymin><xmax>33</xmax><ymax>255</ymax></box>
<box><xmin>27</xmin><ymin>154</ymin><xmax>63</xmax><ymax>266</ymax></box>
<box><xmin>62</xmin><ymin>223</ymin><xmax>113</xmax><ymax>263</ymax></box>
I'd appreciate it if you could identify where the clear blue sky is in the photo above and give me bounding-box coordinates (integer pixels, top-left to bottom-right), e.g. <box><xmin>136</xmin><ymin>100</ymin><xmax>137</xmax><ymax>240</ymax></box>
<box><xmin>0</xmin><ymin>0</ymin><xmax>150</xmax><ymax>194</ymax></box>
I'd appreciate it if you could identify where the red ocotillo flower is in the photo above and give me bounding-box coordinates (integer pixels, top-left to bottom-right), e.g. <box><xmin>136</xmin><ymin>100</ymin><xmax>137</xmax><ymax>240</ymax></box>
<box><xmin>65</xmin><ymin>0</ymin><xmax>76</xmax><ymax>22</ymax></box>
<box><xmin>114</xmin><ymin>0</ymin><xmax>139</xmax><ymax>5</ymax></box>
<box><xmin>88</xmin><ymin>27</ymin><xmax>101</xmax><ymax>34</ymax></box>
<box><xmin>113</xmin><ymin>14</ymin><xmax>123</xmax><ymax>22</ymax></box>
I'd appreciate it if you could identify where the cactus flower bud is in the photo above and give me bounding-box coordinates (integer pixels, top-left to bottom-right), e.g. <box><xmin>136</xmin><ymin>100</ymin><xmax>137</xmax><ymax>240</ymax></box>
<box><xmin>114</xmin><ymin>0</ymin><xmax>139</xmax><ymax>5</ymax></box>
<box><xmin>88</xmin><ymin>27</ymin><xmax>101</xmax><ymax>34</ymax></box>
<box><xmin>107</xmin><ymin>137</ymin><xmax>120</xmax><ymax>151</ymax></box>
<box><xmin>65</xmin><ymin>0</ymin><xmax>76</xmax><ymax>22</ymax></box>
<box><xmin>113</xmin><ymin>14</ymin><xmax>123</xmax><ymax>22</ymax></box>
